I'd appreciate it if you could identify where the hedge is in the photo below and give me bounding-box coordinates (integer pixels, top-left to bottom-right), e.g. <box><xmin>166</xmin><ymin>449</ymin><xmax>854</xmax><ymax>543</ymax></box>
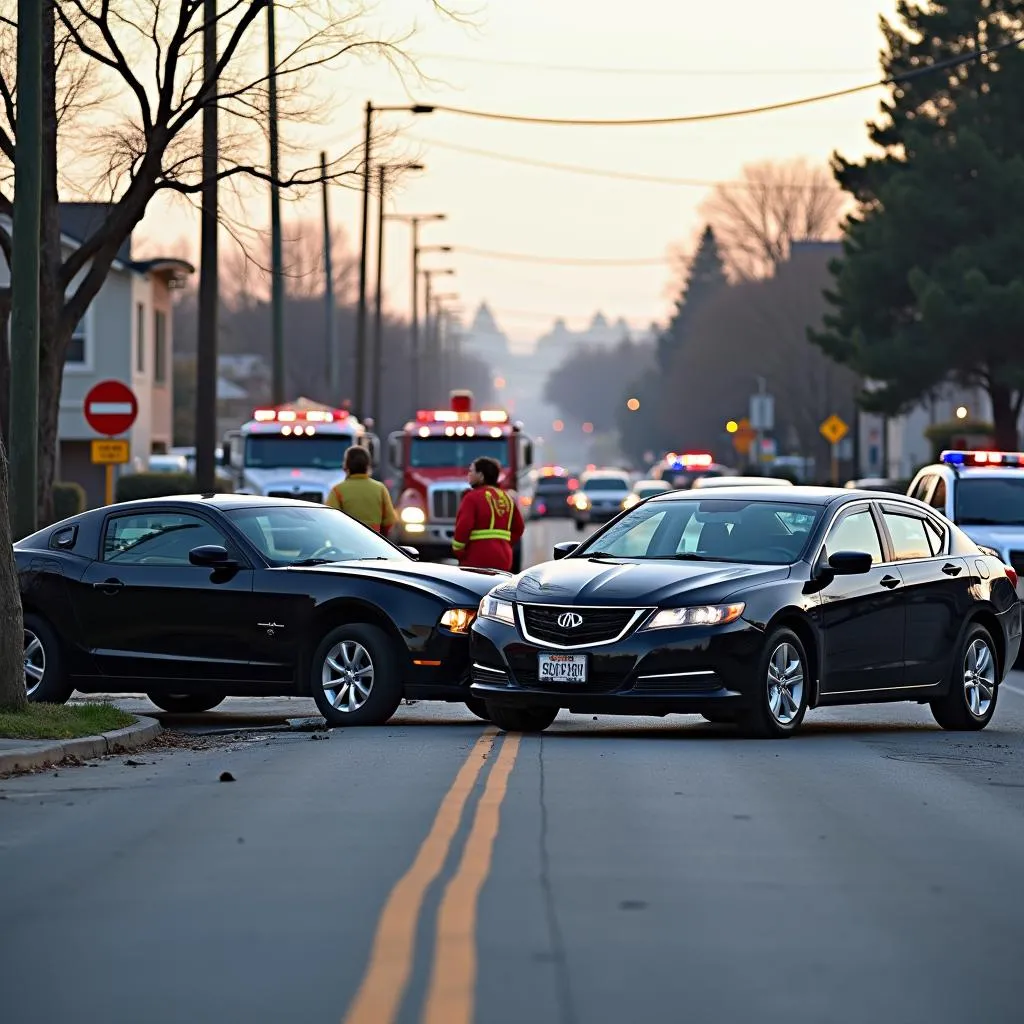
<box><xmin>52</xmin><ymin>481</ymin><xmax>86</xmax><ymax>521</ymax></box>
<box><xmin>115</xmin><ymin>472</ymin><xmax>234</xmax><ymax>502</ymax></box>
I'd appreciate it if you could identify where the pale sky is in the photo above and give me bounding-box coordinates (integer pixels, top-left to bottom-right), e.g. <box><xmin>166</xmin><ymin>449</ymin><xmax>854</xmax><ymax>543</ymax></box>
<box><xmin>136</xmin><ymin>0</ymin><xmax>901</xmax><ymax>345</ymax></box>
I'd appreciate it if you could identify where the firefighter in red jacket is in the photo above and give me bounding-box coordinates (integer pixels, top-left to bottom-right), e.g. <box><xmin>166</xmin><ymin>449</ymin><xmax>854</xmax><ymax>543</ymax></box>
<box><xmin>452</xmin><ymin>456</ymin><xmax>525</xmax><ymax>571</ymax></box>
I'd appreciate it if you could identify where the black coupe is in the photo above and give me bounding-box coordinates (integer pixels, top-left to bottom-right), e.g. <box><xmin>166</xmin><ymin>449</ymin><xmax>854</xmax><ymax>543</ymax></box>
<box><xmin>17</xmin><ymin>495</ymin><xmax>505</xmax><ymax>726</ymax></box>
<box><xmin>471</xmin><ymin>487</ymin><xmax>1022</xmax><ymax>737</ymax></box>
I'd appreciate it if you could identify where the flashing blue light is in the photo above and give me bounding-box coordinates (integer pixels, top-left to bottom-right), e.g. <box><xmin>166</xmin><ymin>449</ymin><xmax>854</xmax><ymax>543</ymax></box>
<box><xmin>941</xmin><ymin>451</ymin><xmax>966</xmax><ymax>465</ymax></box>
<box><xmin>671</xmin><ymin>460</ymin><xmax>684</xmax><ymax>470</ymax></box>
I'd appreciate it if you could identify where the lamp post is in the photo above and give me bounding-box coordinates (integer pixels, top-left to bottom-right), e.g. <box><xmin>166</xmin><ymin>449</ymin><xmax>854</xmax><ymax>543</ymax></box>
<box><xmin>420</xmin><ymin>268</ymin><xmax>455</xmax><ymax>403</ymax></box>
<box><xmin>372</xmin><ymin>163</ymin><xmax>424</xmax><ymax>423</ymax></box>
<box><xmin>432</xmin><ymin>293</ymin><xmax>460</xmax><ymax>391</ymax></box>
<box><xmin>354</xmin><ymin>102</ymin><xmax>434</xmax><ymax>417</ymax></box>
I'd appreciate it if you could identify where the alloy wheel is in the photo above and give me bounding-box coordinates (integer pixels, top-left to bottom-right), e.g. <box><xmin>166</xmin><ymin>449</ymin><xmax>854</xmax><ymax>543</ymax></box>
<box><xmin>963</xmin><ymin>637</ymin><xmax>995</xmax><ymax>718</ymax></box>
<box><xmin>321</xmin><ymin>640</ymin><xmax>374</xmax><ymax>713</ymax></box>
<box><xmin>766</xmin><ymin>642</ymin><xmax>804</xmax><ymax>726</ymax></box>
<box><xmin>23</xmin><ymin>629</ymin><xmax>45</xmax><ymax>698</ymax></box>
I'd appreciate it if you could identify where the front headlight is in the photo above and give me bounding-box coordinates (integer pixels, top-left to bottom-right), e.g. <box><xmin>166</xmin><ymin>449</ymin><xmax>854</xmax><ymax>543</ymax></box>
<box><xmin>479</xmin><ymin>595</ymin><xmax>515</xmax><ymax>625</ymax></box>
<box><xmin>645</xmin><ymin>603</ymin><xmax>745</xmax><ymax>629</ymax></box>
<box><xmin>572</xmin><ymin>494</ymin><xmax>590</xmax><ymax>510</ymax></box>
<box><xmin>440</xmin><ymin>608</ymin><xmax>477</xmax><ymax>633</ymax></box>
<box><xmin>401</xmin><ymin>506</ymin><xmax>426</xmax><ymax>524</ymax></box>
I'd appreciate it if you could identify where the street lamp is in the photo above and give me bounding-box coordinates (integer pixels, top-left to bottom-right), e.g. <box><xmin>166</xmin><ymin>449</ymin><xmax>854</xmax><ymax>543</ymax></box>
<box><xmin>355</xmin><ymin>101</ymin><xmax>434</xmax><ymax>416</ymax></box>
<box><xmin>956</xmin><ymin>405</ymin><xmax>969</xmax><ymax>420</ymax></box>
<box><xmin>372</xmin><ymin>162</ymin><xmax>424</xmax><ymax>423</ymax></box>
<box><xmin>627</xmin><ymin>397</ymin><xmax>640</xmax><ymax>412</ymax></box>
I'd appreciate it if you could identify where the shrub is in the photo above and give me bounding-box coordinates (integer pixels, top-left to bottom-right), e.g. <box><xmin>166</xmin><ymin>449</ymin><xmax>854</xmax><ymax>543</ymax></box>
<box><xmin>114</xmin><ymin>472</ymin><xmax>233</xmax><ymax>502</ymax></box>
<box><xmin>51</xmin><ymin>481</ymin><xmax>86</xmax><ymax>521</ymax></box>
<box><xmin>924</xmin><ymin>419</ymin><xmax>995</xmax><ymax>460</ymax></box>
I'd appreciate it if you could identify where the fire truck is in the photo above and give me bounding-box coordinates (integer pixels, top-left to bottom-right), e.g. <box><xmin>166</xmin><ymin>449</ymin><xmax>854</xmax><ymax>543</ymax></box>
<box><xmin>388</xmin><ymin>390</ymin><xmax>534</xmax><ymax>565</ymax></box>
<box><xmin>222</xmin><ymin>397</ymin><xmax>380</xmax><ymax>503</ymax></box>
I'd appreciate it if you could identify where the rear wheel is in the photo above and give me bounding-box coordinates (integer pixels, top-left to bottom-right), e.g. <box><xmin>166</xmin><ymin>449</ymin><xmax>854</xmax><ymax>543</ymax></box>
<box><xmin>23</xmin><ymin>614</ymin><xmax>73</xmax><ymax>705</ymax></box>
<box><xmin>930</xmin><ymin>623</ymin><xmax>998</xmax><ymax>731</ymax></box>
<box><xmin>464</xmin><ymin>697</ymin><xmax>490</xmax><ymax>721</ymax></box>
<box><xmin>147</xmin><ymin>693</ymin><xmax>225</xmax><ymax>714</ymax></box>
<box><xmin>486</xmin><ymin>703</ymin><xmax>558</xmax><ymax>733</ymax></box>
<box><xmin>738</xmin><ymin>628</ymin><xmax>809</xmax><ymax>739</ymax></box>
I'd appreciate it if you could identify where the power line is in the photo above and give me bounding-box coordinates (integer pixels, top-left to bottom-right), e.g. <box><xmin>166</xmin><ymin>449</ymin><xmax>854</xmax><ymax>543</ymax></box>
<box><xmin>423</xmin><ymin>38</ymin><xmax>1023</xmax><ymax>128</ymax></box>
<box><xmin>453</xmin><ymin>245</ymin><xmax>672</xmax><ymax>267</ymax></box>
<box><xmin>411</xmin><ymin>50</ymin><xmax>875</xmax><ymax>78</ymax></box>
<box><xmin>410</xmin><ymin>134</ymin><xmax>836</xmax><ymax>190</ymax></box>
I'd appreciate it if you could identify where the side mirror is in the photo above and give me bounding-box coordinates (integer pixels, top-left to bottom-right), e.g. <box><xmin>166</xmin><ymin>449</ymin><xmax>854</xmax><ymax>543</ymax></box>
<box><xmin>189</xmin><ymin>544</ymin><xmax>234</xmax><ymax>567</ymax></box>
<box><xmin>400</xmin><ymin>546</ymin><xmax>420</xmax><ymax>559</ymax></box>
<box><xmin>827</xmin><ymin>550</ymin><xmax>873</xmax><ymax>576</ymax></box>
<box><xmin>553</xmin><ymin>541</ymin><xmax>577</xmax><ymax>560</ymax></box>
<box><xmin>388</xmin><ymin>431</ymin><xmax>405</xmax><ymax>471</ymax></box>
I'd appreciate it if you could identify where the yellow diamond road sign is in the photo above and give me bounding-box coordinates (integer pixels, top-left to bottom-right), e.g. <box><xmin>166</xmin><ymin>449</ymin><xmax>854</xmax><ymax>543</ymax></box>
<box><xmin>820</xmin><ymin>414</ymin><xmax>849</xmax><ymax>445</ymax></box>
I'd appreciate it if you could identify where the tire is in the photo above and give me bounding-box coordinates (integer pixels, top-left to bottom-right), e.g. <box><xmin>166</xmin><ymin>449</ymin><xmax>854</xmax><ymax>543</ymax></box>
<box><xmin>23</xmin><ymin>613</ymin><xmax>73</xmax><ymax>705</ymax></box>
<box><xmin>485</xmin><ymin>703</ymin><xmax>558</xmax><ymax>733</ymax></box>
<box><xmin>309</xmin><ymin>623</ymin><xmax>402</xmax><ymax>727</ymax></box>
<box><xmin>738</xmin><ymin>628</ymin><xmax>809</xmax><ymax>739</ymax></box>
<box><xmin>701</xmin><ymin>710</ymin><xmax>737</xmax><ymax>725</ymax></box>
<box><xmin>146</xmin><ymin>693</ymin><xmax>225</xmax><ymax>714</ymax></box>
<box><xmin>930</xmin><ymin>623</ymin><xmax>999</xmax><ymax>731</ymax></box>
<box><xmin>464</xmin><ymin>697</ymin><xmax>491</xmax><ymax>721</ymax></box>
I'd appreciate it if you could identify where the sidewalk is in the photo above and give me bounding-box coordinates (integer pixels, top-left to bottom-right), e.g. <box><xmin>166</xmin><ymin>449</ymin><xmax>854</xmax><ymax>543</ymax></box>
<box><xmin>0</xmin><ymin>715</ymin><xmax>162</xmax><ymax>774</ymax></box>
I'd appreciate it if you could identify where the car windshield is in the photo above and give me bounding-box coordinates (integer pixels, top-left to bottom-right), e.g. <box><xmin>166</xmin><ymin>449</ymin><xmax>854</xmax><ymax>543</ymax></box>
<box><xmin>584</xmin><ymin>478</ymin><xmax>629</xmax><ymax>492</ymax></box>
<box><xmin>409</xmin><ymin>437</ymin><xmax>507</xmax><ymax>469</ymax></box>
<box><xmin>245</xmin><ymin>435</ymin><xmax>352</xmax><ymax>471</ymax></box>
<box><xmin>574</xmin><ymin>498</ymin><xmax>821</xmax><ymax>564</ymax></box>
<box><xmin>225</xmin><ymin>505</ymin><xmax>404</xmax><ymax>566</ymax></box>
<box><xmin>955</xmin><ymin>477</ymin><xmax>1024</xmax><ymax>526</ymax></box>
<box><xmin>535</xmin><ymin>479</ymin><xmax>570</xmax><ymax>494</ymax></box>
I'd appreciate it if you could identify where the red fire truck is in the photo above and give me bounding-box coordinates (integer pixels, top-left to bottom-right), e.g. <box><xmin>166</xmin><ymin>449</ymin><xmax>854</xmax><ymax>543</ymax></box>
<box><xmin>388</xmin><ymin>391</ymin><xmax>534</xmax><ymax>567</ymax></box>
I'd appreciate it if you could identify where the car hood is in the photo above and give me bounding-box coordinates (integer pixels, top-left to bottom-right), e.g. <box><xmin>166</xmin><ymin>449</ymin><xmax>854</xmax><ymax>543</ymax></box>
<box><xmin>505</xmin><ymin>557</ymin><xmax>791</xmax><ymax>606</ymax></box>
<box><xmin>296</xmin><ymin>559</ymin><xmax>506</xmax><ymax>604</ymax></box>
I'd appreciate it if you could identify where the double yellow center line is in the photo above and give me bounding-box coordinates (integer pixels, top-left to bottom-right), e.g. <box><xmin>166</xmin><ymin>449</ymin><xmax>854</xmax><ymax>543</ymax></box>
<box><xmin>343</xmin><ymin>728</ymin><xmax>522</xmax><ymax>1024</ymax></box>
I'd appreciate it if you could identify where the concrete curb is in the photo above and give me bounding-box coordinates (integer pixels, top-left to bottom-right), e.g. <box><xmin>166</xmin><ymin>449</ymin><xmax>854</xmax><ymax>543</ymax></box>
<box><xmin>0</xmin><ymin>715</ymin><xmax>162</xmax><ymax>774</ymax></box>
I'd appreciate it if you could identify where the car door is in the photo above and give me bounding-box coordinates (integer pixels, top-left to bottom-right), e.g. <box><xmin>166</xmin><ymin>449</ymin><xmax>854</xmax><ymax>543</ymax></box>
<box><xmin>74</xmin><ymin>509</ymin><xmax>257</xmax><ymax>683</ymax></box>
<box><xmin>877</xmin><ymin>504</ymin><xmax>971</xmax><ymax>687</ymax></box>
<box><xmin>815</xmin><ymin>503</ymin><xmax>906</xmax><ymax>694</ymax></box>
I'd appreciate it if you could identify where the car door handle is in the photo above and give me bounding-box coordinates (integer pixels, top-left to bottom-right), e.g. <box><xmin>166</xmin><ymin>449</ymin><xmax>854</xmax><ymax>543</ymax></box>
<box><xmin>942</xmin><ymin>563</ymin><xmax>963</xmax><ymax>576</ymax></box>
<box><xmin>880</xmin><ymin>575</ymin><xmax>901</xmax><ymax>589</ymax></box>
<box><xmin>92</xmin><ymin>578</ymin><xmax>124</xmax><ymax>593</ymax></box>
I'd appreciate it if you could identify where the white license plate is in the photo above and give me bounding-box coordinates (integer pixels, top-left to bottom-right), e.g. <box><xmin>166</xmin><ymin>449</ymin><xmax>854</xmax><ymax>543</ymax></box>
<box><xmin>538</xmin><ymin>653</ymin><xmax>588</xmax><ymax>684</ymax></box>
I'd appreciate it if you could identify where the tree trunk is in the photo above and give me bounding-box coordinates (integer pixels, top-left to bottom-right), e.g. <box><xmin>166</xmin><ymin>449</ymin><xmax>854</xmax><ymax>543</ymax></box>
<box><xmin>0</xmin><ymin>288</ymin><xmax>10</xmax><ymax>448</ymax></box>
<box><xmin>988</xmin><ymin>381</ymin><xmax>1020</xmax><ymax>451</ymax></box>
<box><xmin>0</xmin><ymin>434</ymin><xmax>27</xmax><ymax>710</ymax></box>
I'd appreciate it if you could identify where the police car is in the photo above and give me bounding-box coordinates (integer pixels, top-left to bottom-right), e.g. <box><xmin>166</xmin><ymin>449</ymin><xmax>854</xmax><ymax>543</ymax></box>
<box><xmin>908</xmin><ymin>450</ymin><xmax>1024</xmax><ymax>597</ymax></box>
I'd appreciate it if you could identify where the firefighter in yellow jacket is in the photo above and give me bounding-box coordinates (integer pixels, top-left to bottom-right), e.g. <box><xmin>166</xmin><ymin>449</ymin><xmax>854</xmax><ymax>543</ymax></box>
<box><xmin>325</xmin><ymin>446</ymin><xmax>397</xmax><ymax>534</ymax></box>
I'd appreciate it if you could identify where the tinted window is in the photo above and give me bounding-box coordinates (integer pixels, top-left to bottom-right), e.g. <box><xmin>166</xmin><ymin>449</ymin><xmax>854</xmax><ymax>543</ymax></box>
<box><xmin>930</xmin><ymin>478</ymin><xmax>947</xmax><ymax>511</ymax></box>
<box><xmin>245</xmin><ymin>435</ymin><xmax>352</xmax><ymax>470</ymax></box>
<box><xmin>576</xmin><ymin>498</ymin><xmax>821</xmax><ymax>564</ymax></box>
<box><xmin>955</xmin><ymin>477</ymin><xmax>1024</xmax><ymax>526</ymax></box>
<box><xmin>883</xmin><ymin>512</ymin><xmax>932</xmax><ymax>560</ymax></box>
<box><xmin>824</xmin><ymin>509</ymin><xmax>883</xmax><ymax>564</ymax></box>
<box><xmin>104</xmin><ymin>513</ymin><xmax>228</xmax><ymax>565</ymax></box>
<box><xmin>226</xmin><ymin>505</ymin><xmax>400</xmax><ymax>566</ymax></box>
<box><xmin>535</xmin><ymin>479</ymin><xmax>570</xmax><ymax>495</ymax></box>
<box><xmin>583</xmin><ymin>478</ymin><xmax>630</xmax><ymax>492</ymax></box>
<box><xmin>410</xmin><ymin>438</ymin><xmax>507</xmax><ymax>469</ymax></box>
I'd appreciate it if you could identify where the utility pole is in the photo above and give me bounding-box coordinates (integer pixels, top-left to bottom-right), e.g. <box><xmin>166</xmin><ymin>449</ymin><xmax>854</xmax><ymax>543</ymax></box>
<box><xmin>355</xmin><ymin>100</ymin><xmax>373</xmax><ymax>417</ymax></box>
<box><xmin>321</xmin><ymin>151</ymin><xmax>337</xmax><ymax>400</ymax></box>
<box><xmin>267</xmin><ymin>0</ymin><xmax>285</xmax><ymax>405</ymax></box>
<box><xmin>422</xmin><ymin>269</ymin><xmax>432</xmax><ymax>405</ymax></box>
<box><xmin>372</xmin><ymin>164</ymin><xmax>386</xmax><ymax>424</ymax></box>
<box><xmin>194</xmin><ymin>0</ymin><xmax>219</xmax><ymax>494</ymax></box>
<box><xmin>410</xmin><ymin>217</ymin><xmax>420</xmax><ymax>408</ymax></box>
<box><xmin>9</xmin><ymin>0</ymin><xmax>43</xmax><ymax>538</ymax></box>
<box><xmin>420</xmin><ymin>268</ymin><xmax>455</xmax><ymax>405</ymax></box>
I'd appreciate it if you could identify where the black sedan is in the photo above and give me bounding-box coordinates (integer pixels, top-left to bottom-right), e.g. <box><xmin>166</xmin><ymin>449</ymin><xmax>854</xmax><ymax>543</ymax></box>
<box><xmin>471</xmin><ymin>487</ymin><xmax>1023</xmax><ymax>738</ymax></box>
<box><xmin>17</xmin><ymin>495</ymin><xmax>506</xmax><ymax>726</ymax></box>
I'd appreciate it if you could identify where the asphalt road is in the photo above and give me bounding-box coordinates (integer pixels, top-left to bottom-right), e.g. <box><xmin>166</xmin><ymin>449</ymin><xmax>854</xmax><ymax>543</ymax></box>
<box><xmin>4</xmin><ymin>516</ymin><xmax>1024</xmax><ymax>1023</ymax></box>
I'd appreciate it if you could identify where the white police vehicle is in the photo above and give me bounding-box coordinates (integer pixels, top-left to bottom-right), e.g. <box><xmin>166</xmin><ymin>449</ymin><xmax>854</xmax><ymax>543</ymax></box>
<box><xmin>908</xmin><ymin>450</ymin><xmax>1024</xmax><ymax>597</ymax></box>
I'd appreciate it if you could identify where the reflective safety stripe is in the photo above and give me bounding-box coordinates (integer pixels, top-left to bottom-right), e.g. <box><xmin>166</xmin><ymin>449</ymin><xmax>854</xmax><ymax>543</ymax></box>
<box><xmin>468</xmin><ymin>529</ymin><xmax>512</xmax><ymax>542</ymax></box>
<box><xmin>451</xmin><ymin>540</ymin><xmax>467</xmax><ymax>551</ymax></box>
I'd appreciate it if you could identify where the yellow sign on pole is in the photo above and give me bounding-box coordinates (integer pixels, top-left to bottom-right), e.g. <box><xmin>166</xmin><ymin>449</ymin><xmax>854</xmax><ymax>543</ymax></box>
<box><xmin>819</xmin><ymin>414</ymin><xmax>849</xmax><ymax>445</ymax></box>
<box><xmin>91</xmin><ymin>439</ymin><xmax>130</xmax><ymax>464</ymax></box>
<box><xmin>732</xmin><ymin>416</ymin><xmax>757</xmax><ymax>455</ymax></box>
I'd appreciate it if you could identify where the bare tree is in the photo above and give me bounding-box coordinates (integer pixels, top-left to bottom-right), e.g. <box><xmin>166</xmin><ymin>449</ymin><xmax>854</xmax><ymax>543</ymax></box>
<box><xmin>0</xmin><ymin>0</ymin><xmax>436</xmax><ymax>525</ymax></box>
<box><xmin>699</xmin><ymin>158</ymin><xmax>847</xmax><ymax>280</ymax></box>
<box><xmin>0</xmin><ymin>435</ymin><xmax>24</xmax><ymax>710</ymax></box>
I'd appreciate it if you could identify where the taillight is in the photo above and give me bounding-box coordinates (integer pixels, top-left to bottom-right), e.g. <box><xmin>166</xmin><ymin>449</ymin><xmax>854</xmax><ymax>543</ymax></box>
<box><xmin>1006</xmin><ymin>565</ymin><xmax>1018</xmax><ymax>589</ymax></box>
<box><xmin>535</xmin><ymin>502</ymin><xmax>547</xmax><ymax>515</ymax></box>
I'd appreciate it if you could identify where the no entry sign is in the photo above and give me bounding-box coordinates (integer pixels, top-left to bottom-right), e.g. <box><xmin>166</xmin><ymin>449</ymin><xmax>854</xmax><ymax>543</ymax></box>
<box><xmin>84</xmin><ymin>379</ymin><xmax>138</xmax><ymax>437</ymax></box>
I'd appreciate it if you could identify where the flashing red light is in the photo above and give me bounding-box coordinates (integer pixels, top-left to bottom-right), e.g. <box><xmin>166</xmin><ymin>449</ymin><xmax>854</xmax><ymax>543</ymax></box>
<box><xmin>568</xmin><ymin>477</ymin><xmax>579</xmax><ymax>490</ymax></box>
<box><xmin>252</xmin><ymin>406</ymin><xmax>345</xmax><ymax>424</ymax></box>
<box><xmin>681</xmin><ymin>452</ymin><xmax>714</xmax><ymax>468</ymax></box>
<box><xmin>450</xmin><ymin>391</ymin><xmax>473</xmax><ymax>413</ymax></box>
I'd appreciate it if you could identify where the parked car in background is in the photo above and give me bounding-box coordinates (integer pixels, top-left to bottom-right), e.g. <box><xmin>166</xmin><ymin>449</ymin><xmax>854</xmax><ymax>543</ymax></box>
<box><xmin>148</xmin><ymin>453</ymin><xmax>189</xmax><ymax>474</ymax></box>
<box><xmin>570</xmin><ymin>470</ymin><xmax>633</xmax><ymax>531</ymax></box>
<box><xmin>622</xmin><ymin>479</ymin><xmax>673</xmax><ymax>510</ymax></box>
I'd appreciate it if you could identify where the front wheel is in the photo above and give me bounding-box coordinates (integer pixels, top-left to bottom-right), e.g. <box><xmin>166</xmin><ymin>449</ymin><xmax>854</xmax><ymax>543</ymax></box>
<box><xmin>930</xmin><ymin>623</ymin><xmax>999</xmax><ymax>731</ymax></box>
<box><xmin>738</xmin><ymin>628</ymin><xmax>809</xmax><ymax>739</ymax></box>
<box><xmin>147</xmin><ymin>693</ymin><xmax>225</xmax><ymax>714</ymax></box>
<box><xmin>464</xmin><ymin>697</ymin><xmax>491</xmax><ymax>721</ymax></box>
<box><xmin>310</xmin><ymin>623</ymin><xmax>403</xmax><ymax>727</ymax></box>
<box><xmin>486</xmin><ymin>703</ymin><xmax>558</xmax><ymax>733</ymax></box>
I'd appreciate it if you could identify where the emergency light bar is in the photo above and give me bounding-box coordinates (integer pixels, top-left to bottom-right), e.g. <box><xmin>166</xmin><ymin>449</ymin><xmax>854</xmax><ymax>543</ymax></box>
<box><xmin>670</xmin><ymin>452</ymin><xmax>714</xmax><ymax>469</ymax></box>
<box><xmin>415</xmin><ymin>408</ymin><xmax>510</xmax><ymax>425</ymax></box>
<box><xmin>253</xmin><ymin>407</ymin><xmax>347</xmax><ymax>423</ymax></box>
<box><xmin>941</xmin><ymin>450</ymin><xmax>1024</xmax><ymax>467</ymax></box>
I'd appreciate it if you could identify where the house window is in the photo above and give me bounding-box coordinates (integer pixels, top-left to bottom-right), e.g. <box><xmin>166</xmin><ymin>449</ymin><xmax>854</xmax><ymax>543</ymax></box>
<box><xmin>154</xmin><ymin>310</ymin><xmax>167</xmax><ymax>384</ymax></box>
<box><xmin>136</xmin><ymin>302</ymin><xmax>145</xmax><ymax>373</ymax></box>
<box><xmin>65</xmin><ymin>314</ymin><xmax>88</xmax><ymax>366</ymax></box>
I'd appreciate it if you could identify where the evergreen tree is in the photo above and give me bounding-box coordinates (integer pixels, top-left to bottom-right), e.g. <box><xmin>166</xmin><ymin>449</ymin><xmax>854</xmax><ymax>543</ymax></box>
<box><xmin>811</xmin><ymin>1</ymin><xmax>1024</xmax><ymax>448</ymax></box>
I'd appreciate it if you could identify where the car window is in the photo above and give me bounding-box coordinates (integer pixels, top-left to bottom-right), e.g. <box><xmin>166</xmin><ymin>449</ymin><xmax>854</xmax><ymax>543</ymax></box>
<box><xmin>823</xmin><ymin>509</ymin><xmax>883</xmax><ymax>564</ymax></box>
<box><xmin>104</xmin><ymin>513</ymin><xmax>228</xmax><ymax>565</ymax></box>
<box><xmin>882</xmin><ymin>511</ymin><xmax>932</xmax><ymax>560</ymax></box>
<box><xmin>929</xmin><ymin>477</ymin><xmax>947</xmax><ymax>511</ymax></box>
<box><xmin>911</xmin><ymin>475</ymin><xmax>933</xmax><ymax>502</ymax></box>
<box><xmin>583</xmin><ymin>478</ymin><xmax>629</xmax><ymax>492</ymax></box>
<box><xmin>955</xmin><ymin>477</ymin><xmax>1024</xmax><ymax>526</ymax></box>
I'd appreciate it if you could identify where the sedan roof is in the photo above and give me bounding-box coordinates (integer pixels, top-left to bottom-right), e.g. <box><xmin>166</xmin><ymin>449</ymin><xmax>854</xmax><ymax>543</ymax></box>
<box><xmin>648</xmin><ymin>485</ymin><xmax>885</xmax><ymax>507</ymax></box>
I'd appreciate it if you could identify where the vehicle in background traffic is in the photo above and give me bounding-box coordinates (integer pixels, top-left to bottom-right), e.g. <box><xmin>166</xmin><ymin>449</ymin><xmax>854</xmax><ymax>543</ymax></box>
<box><xmin>529</xmin><ymin>467</ymin><xmax>577</xmax><ymax>520</ymax></box>
<box><xmin>693</xmin><ymin>475</ymin><xmax>793</xmax><ymax>489</ymax></box>
<box><xmin>651</xmin><ymin>451</ymin><xmax>733</xmax><ymax>488</ymax></box>
<box><xmin>147</xmin><ymin>453</ymin><xmax>189</xmax><ymax>474</ymax></box>
<box><xmin>388</xmin><ymin>390</ymin><xmax>534</xmax><ymax>566</ymax></box>
<box><xmin>472</xmin><ymin>486</ymin><xmax>1021</xmax><ymax>737</ymax></box>
<box><xmin>17</xmin><ymin>494</ymin><xmax>504</xmax><ymax>727</ymax></box>
<box><xmin>845</xmin><ymin>477</ymin><xmax>904</xmax><ymax>493</ymax></box>
<box><xmin>622</xmin><ymin>478</ymin><xmax>672</xmax><ymax>510</ymax></box>
<box><xmin>571</xmin><ymin>469</ymin><xmax>633</xmax><ymax>531</ymax></box>
<box><xmin>221</xmin><ymin>398</ymin><xmax>379</xmax><ymax>504</ymax></box>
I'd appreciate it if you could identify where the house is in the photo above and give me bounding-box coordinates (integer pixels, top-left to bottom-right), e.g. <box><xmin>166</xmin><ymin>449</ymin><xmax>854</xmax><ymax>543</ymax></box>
<box><xmin>1</xmin><ymin>203</ymin><xmax>194</xmax><ymax>506</ymax></box>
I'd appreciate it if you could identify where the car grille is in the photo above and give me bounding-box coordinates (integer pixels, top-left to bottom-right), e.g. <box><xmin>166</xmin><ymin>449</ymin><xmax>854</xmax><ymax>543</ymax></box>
<box><xmin>1009</xmin><ymin>550</ymin><xmax>1024</xmax><ymax>575</ymax></box>
<box><xmin>431</xmin><ymin>487</ymin><xmax>467</xmax><ymax>521</ymax></box>
<box><xmin>520</xmin><ymin>605</ymin><xmax>643</xmax><ymax>646</ymax></box>
<box><xmin>267</xmin><ymin>490</ymin><xmax>323</xmax><ymax>503</ymax></box>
